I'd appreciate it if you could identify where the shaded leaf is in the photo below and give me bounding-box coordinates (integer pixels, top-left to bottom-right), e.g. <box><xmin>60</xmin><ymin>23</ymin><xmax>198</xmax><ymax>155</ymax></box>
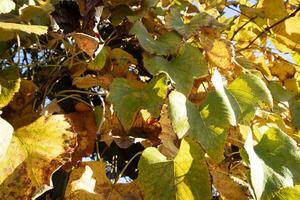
<box><xmin>144</xmin><ymin>44</ymin><xmax>207</xmax><ymax>95</ymax></box>
<box><xmin>244</xmin><ymin>127</ymin><xmax>300</xmax><ymax>200</ymax></box>
<box><xmin>64</xmin><ymin>109</ymin><xmax>97</xmax><ymax>169</ymax></box>
<box><xmin>107</xmin><ymin>74</ymin><xmax>169</xmax><ymax>130</ymax></box>
<box><xmin>2</xmin><ymin>79</ymin><xmax>39</xmax><ymax>128</ymax></box>
<box><xmin>0</xmin><ymin>115</ymin><xmax>76</xmax><ymax>199</ymax></box>
<box><xmin>130</xmin><ymin>21</ymin><xmax>181</xmax><ymax>55</ymax></box>
<box><xmin>87</xmin><ymin>46</ymin><xmax>110</xmax><ymax>71</ymax></box>
<box><xmin>138</xmin><ymin>137</ymin><xmax>211</xmax><ymax>200</ymax></box>
<box><xmin>0</xmin><ymin>66</ymin><xmax>20</xmax><ymax>108</ymax></box>
<box><xmin>110</xmin><ymin>48</ymin><xmax>137</xmax><ymax>77</ymax></box>
<box><xmin>158</xmin><ymin>104</ymin><xmax>179</xmax><ymax>158</ymax></box>
<box><xmin>268</xmin><ymin>82</ymin><xmax>300</xmax><ymax>130</ymax></box>
<box><xmin>65</xmin><ymin>161</ymin><xmax>143</xmax><ymax>199</ymax></box>
<box><xmin>73</xmin><ymin>74</ymin><xmax>113</xmax><ymax>89</ymax></box>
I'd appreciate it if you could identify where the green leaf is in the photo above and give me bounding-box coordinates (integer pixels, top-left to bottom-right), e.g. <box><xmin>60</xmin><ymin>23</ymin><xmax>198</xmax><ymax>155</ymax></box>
<box><xmin>226</xmin><ymin>73</ymin><xmax>273</xmax><ymax>125</ymax></box>
<box><xmin>138</xmin><ymin>137</ymin><xmax>211</xmax><ymax>200</ymax></box>
<box><xmin>0</xmin><ymin>66</ymin><xmax>20</xmax><ymax>108</ymax></box>
<box><xmin>169</xmin><ymin>89</ymin><xmax>235</xmax><ymax>162</ymax></box>
<box><xmin>245</xmin><ymin>127</ymin><xmax>300</xmax><ymax>200</ymax></box>
<box><xmin>0</xmin><ymin>115</ymin><xmax>76</xmax><ymax>199</ymax></box>
<box><xmin>271</xmin><ymin>186</ymin><xmax>300</xmax><ymax>200</ymax></box>
<box><xmin>130</xmin><ymin>21</ymin><xmax>181</xmax><ymax>55</ymax></box>
<box><xmin>165</xmin><ymin>7</ymin><xmax>224</xmax><ymax>38</ymax></box>
<box><xmin>107</xmin><ymin>74</ymin><xmax>169</xmax><ymax>130</ymax></box>
<box><xmin>87</xmin><ymin>46</ymin><xmax>110</xmax><ymax>71</ymax></box>
<box><xmin>0</xmin><ymin>0</ymin><xmax>15</xmax><ymax>14</ymax></box>
<box><xmin>0</xmin><ymin>22</ymin><xmax>48</xmax><ymax>38</ymax></box>
<box><xmin>268</xmin><ymin>82</ymin><xmax>300</xmax><ymax>130</ymax></box>
<box><xmin>0</xmin><ymin>117</ymin><xmax>13</xmax><ymax>160</ymax></box>
<box><xmin>144</xmin><ymin>44</ymin><xmax>207</xmax><ymax>95</ymax></box>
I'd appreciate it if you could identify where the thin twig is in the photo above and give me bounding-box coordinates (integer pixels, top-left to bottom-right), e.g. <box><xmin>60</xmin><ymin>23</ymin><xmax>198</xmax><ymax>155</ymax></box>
<box><xmin>237</xmin><ymin>6</ymin><xmax>300</xmax><ymax>52</ymax></box>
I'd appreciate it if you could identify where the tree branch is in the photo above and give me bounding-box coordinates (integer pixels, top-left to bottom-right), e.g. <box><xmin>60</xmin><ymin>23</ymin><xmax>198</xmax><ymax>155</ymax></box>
<box><xmin>237</xmin><ymin>6</ymin><xmax>300</xmax><ymax>52</ymax></box>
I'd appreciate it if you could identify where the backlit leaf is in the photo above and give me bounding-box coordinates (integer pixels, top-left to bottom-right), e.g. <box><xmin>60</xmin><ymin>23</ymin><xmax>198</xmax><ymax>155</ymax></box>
<box><xmin>138</xmin><ymin>137</ymin><xmax>211</xmax><ymax>200</ymax></box>
<box><xmin>130</xmin><ymin>21</ymin><xmax>181</xmax><ymax>55</ymax></box>
<box><xmin>244</xmin><ymin>127</ymin><xmax>300</xmax><ymax>200</ymax></box>
<box><xmin>165</xmin><ymin>6</ymin><xmax>224</xmax><ymax>38</ymax></box>
<box><xmin>107</xmin><ymin>74</ymin><xmax>169</xmax><ymax>130</ymax></box>
<box><xmin>0</xmin><ymin>22</ymin><xmax>48</xmax><ymax>36</ymax></box>
<box><xmin>169</xmin><ymin>89</ymin><xmax>234</xmax><ymax>162</ymax></box>
<box><xmin>0</xmin><ymin>0</ymin><xmax>15</xmax><ymax>14</ymax></box>
<box><xmin>0</xmin><ymin>117</ymin><xmax>13</xmax><ymax>160</ymax></box>
<box><xmin>226</xmin><ymin>73</ymin><xmax>273</xmax><ymax>125</ymax></box>
<box><xmin>144</xmin><ymin>44</ymin><xmax>207</xmax><ymax>95</ymax></box>
<box><xmin>0</xmin><ymin>115</ymin><xmax>76</xmax><ymax>199</ymax></box>
<box><xmin>0</xmin><ymin>66</ymin><xmax>20</xmax><ymax>108</ymax></box>
<box><xmin>65</xmin><ymin>161</ymin><xmax>143</xmax><ymax>199</ymax></box>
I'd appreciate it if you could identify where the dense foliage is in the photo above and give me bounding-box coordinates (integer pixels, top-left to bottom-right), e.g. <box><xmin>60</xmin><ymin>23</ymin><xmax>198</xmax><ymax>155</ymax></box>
<box><xmin>1</xmin><ymin>0</ymin><xmax>300</xmax><ymax>199</ymax></box>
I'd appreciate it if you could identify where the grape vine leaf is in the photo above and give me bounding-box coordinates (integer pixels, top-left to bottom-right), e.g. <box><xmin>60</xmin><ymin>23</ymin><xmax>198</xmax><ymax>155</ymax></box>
<box><xmin>169</xmin><ymin>74</ymin><xmax>236</xmax><ymax>162</ymax></box>
<box><xmin>0</xmin><ymin>115</ymin><xmax>76</xmax><ymax>199</ymax></box>
<box><xmin>107</xmin><ymin>74</ymin><xmax>169</xmax><ymax>130</ymax></box>
<box><xmin>226</xmin><ymin>73</ymin><xmax>273</xmax><ymax>125</ymax></box>
<box><xmin>144</xmin><ymin>44</ymin><xmax>207</xmax><ymax>95</ymax></box>
<box><xmin>138</xmin><ymin>137</ymin><xmax>211</xmax><ymax>200</ymax></box>
<box><xmin>0</xmin><ymin>118</ymin><xmax>13</xmax><ymax>160</ymax></box>
<box><xmin>64</xmin><ymin>161</ymin><xmax>143</xmax><ymax>200</ymax></box>
<box><xmin>271</xmin><ymin>186</ymin><xmax>300</xmax><ymax>200</ymax></box>
<box><xmin>0</xmin><ymin>0</ymin><xmax>15</xmax><ymax>14</ymax></box>
<box><xmin>165</xmin><ymin>6</ymin><xmax>224</xmax><ymax>38</ymax></box>
<box><xmin>268</xmin><ymin>82</ymin><xmax>300</xmax><ymax>130</ymax></box>
<box><xmin>130</xmin><ymin>21</ymin><xmax>181</xmax><ymax>55</ymax></box>
<box><xmin>244</xmin><ymin>127</ymin><xmax>300</xmax><ymax>200</ymax></box>
<box><xmin>0</xmin><ymin>22</ymin><xmax>48</xmax><ymax>37</ymax></box>
<box><xmin>0</xmin><ymin>66</ymin><xmax>20</xmax><ymax>108</ymax></box>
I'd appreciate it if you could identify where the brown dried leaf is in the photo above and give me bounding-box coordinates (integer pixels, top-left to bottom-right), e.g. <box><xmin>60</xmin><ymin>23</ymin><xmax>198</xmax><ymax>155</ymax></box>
<box><xmin>73</xmin><ymin>74</ymin><xmax>113</xmax><ymax>89</ymax></box>
<box><xmin>158</xmin><ymin>104</ymin><xmax>179</xmax><ymax>158</ymax></box>
<box><xmin>65</xmin><ymin>161</ymin><xmax>143</xmax><ymax>200</ymax></box>
<box><xmin>69</xmin><ymin>32</ymin><xmax>100</xmax><ymax>58</ymax></box>
<box><xmin>2</xmin><ymin>79</ymin><xmax>39</xmax><ymax>128</ymax></box>
<box><xmin>64</xmin><ymin>109</ymin><xmax>97</xmax><ymax>169</ymax></box>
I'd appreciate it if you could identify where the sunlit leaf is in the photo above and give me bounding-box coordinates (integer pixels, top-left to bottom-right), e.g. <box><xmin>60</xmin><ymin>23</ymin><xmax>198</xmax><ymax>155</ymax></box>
<box><xmin>130</xmin><ymin>21</ymin><xmax>181</xmax><ymax>55</ymax></box>
<box><xmin>271</xmin><ymin>185</ymin><xmax>300</xmax><ymax>200</ymax></box>
<box><xmin>144</xmin><ymin>44</ymin><xmax>207</xmax><ymax>95</ymax></box>
<box><xmin>0</xmin><ymin>117</ymin><xmax>13</xmax><ymax>160</ymax></box>
<box><xmin>226</xmin><ymin>73</ymin><xmax>273</xmax><ymax>125</ymax></box>
<box><xmin>198</xmin><ymin>32</ymin><xmax>235</xmax><ymax>69</ymax></box>
<box><xmin>0</xmin><ymin>0</ymin><xmax>15</xmax><ymax>14</ymax></box>
<box><xmin>165</xmin><ymin>6</ymin><xmax>224</xmax><ymax>38</ymax></box>
<box><xmin>244</xmin><ymin>127</ymin><xmax>300</xmax><ymax>200</ymax></box>
<box><xmin>169</xmin><ymin>89</ymin><xmax>234</xmax><ymax>162</ymax></box>
<box><xmin>0</xmin><ymin>115</ymin><xmax>76</xmax><ymax>199</ymax></box>
<box><xmin>138</xmin><ymin>137</ymin><xmax>211</xmax><ymax>200</ymax></box>
<box><xmin>64</xmin><ymin>161</ymin><xmax>143</xmax><ymax>199</ymax></box>
<box><xmin>0</xmin><ymin>22</ymin><xmax>48</xmax><ymax>36</ymax></box>
<box><xmin>0</xmin><ymin>66</ymin><xmax>20</xmax><ymax>108</ymax></box>
<box><xmin>107</xmin><ymin>74</ymin><xmax>169</xmax><ymax>130</ymax></box>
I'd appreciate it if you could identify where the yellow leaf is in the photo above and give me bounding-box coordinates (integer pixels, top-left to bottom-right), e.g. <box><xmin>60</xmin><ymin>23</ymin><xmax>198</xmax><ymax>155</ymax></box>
<box><xmin>0</xmin><ymin>117</ymin><xmax>13</xmax><ymax>160</ymax></box>
<box><xmin>0</xmin><ymin>115</ymin><xmax>76</xmax><ymax>199</ymax></box>
<box><xmin>284</xmin><ymin>78</ymin><xmax>299</xmax><ymax>95</ymax></box>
